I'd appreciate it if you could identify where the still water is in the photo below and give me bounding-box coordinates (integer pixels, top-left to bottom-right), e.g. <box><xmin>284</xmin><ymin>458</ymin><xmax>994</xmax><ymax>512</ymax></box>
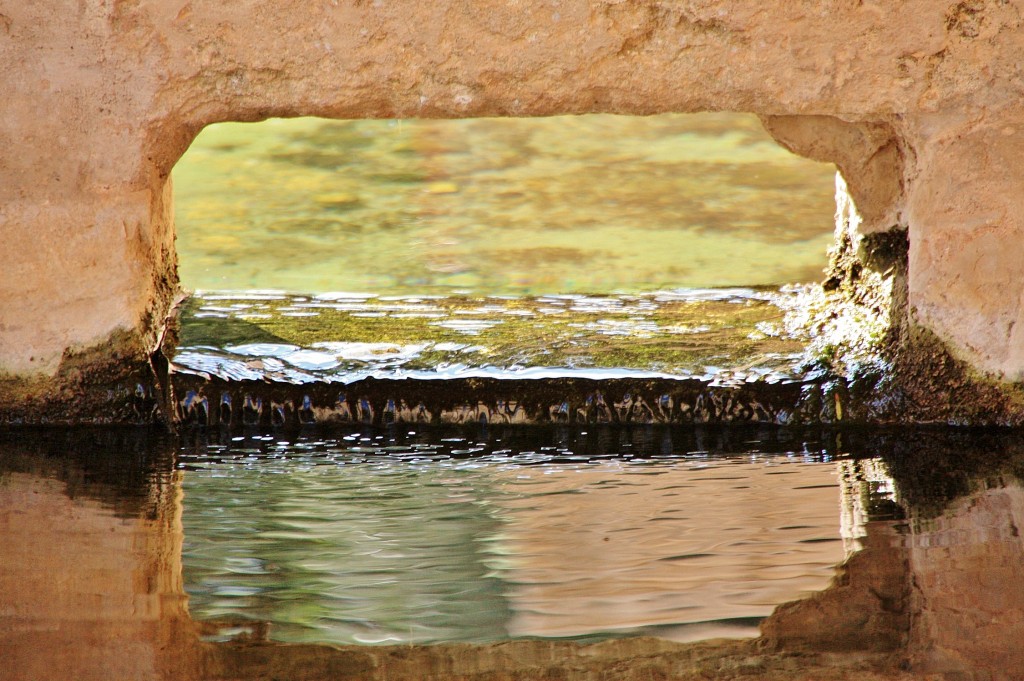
<box><xmin>179</xmin><ymin>427</ymin><xmax>846</xmax><ymax>645</ymax></box>
<box><xmin>4</xmin><ymin>427</ymin><xmax>1024</xmax><ymax>680</ymax></box>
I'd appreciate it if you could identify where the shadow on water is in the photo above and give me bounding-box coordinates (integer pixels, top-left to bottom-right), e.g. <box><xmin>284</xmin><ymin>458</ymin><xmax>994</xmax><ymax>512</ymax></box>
<box><xmin>176</xmin><ymin>296</ymin><xmax>295</xmax><ymax>349</ymax></box>
<box><xmin>3</xmin><ymin>425</ymin><xmax>1024</xmax><ymax>679</ymax></box>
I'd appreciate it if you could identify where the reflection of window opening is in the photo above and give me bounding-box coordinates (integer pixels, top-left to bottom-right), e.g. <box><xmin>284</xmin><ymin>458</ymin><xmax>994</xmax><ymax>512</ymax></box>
<box><xmin>173</xmin><ymin>113</ymin><xmax>836</xmax><ymax>296</ymax></box>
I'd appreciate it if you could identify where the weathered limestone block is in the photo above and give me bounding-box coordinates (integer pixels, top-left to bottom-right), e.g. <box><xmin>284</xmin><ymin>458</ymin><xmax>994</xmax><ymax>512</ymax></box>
<box><xmin>759</xmin><ymin>115</ymin><xmax>904</xmax><ymax>235</ymax></box>
<box><xmin>3</xmin><ymin>0</ymin><xmax>1024</xmax><ymax>419</ymax></box>
<box><xmin>906</xmin><ymin>108</ymin><xmax>1024</xmax><ymax>380</ymax></box>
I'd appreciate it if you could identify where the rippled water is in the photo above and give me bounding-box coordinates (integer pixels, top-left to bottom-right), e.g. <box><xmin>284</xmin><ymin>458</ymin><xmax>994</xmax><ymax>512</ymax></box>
<box><xmin>7</xmin><ymin>427</ymin><xmax>1024</xmax><ymax>680</ymax></box>
<box><xmin>173</xmin><ymin>114</ymin><xmax>836</xmax><ymax>295</ymax></box>
<box><xmin>179</xmin><ymin>426</ymin><xmax>848</xmax><ymax>645</ymax></box>
<box><xmin>167</xmin><ymin>112</ymin><xmax>845</xmax><ymax>650</ymax></box>
<box><xmin>174</xmin><ymin>287</ymin><xmax>806</xmax><ymax>385</ymax></box>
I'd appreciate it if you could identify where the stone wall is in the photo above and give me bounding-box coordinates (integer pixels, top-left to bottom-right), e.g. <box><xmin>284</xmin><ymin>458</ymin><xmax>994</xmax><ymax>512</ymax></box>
<box><xmin>3</xmin><ymin>1</ymin><xmax>1024</xmax><ymax>417</ymax></box>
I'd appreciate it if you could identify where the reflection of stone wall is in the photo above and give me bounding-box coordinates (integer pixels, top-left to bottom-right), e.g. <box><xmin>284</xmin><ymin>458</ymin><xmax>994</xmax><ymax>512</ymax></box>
<box><xmin>7</xmin><ymin>427</ymin><xmax>1024</xmax><ymax>680</ymax></box>
<box><xmin>906</xmin><ymin>483</ymin><xmax>1024</xmax><ymax>678</ymax></box>
<box><xmin>490</xmin><ymin>461</ymin><xmax>845</xmax><ymax>640</ymax></box>
<box><xmin>0</xmin><ymin>470</ymin><xmax>197</xmax><ymax>681</ymax></box>
<box><xmin>768</xmin><ymin>457</ymin><xmax>1024</xmax><ymax>680</ymax></box>
<box><xmin>0</xmin><ymin>453</ymin><xmax>915</xmax><ymax>681</ymax></box>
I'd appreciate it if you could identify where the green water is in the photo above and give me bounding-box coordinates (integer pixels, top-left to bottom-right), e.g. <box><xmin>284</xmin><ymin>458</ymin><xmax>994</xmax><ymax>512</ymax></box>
<box><xmin>176</xmin><ymin>288</ymin><xmax>805</xmax><ymax>383</ymax></box>
<box><xmin>173</xmin><ymin>114</ymin><xmax>836</xmax><ymax>295</ymax></box>
<box><xmin>179</xmin><ymin>427</ymin><xmax>850</xmax><ymax>645</ymax></box>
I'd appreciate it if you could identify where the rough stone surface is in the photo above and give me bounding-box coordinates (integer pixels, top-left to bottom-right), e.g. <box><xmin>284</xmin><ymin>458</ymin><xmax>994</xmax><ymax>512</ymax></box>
<box><xmin>781</xmin><ymin>174</ymin><xmax>1024</xmax><ymax>425</ymax></box>
<box><xmin>5</xmin><ymin>0</ymin><xmax>1024</xmax><ymax>417</ymax></box>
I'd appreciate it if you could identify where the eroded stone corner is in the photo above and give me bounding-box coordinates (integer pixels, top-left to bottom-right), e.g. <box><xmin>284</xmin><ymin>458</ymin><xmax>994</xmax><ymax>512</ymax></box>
<box><xmin>785</xmin><ymin>174</ymin><xmax>1024</xmax><ymax>426</ymax></box>
<box><xmin>0</xmin><ymin>324</ymin><xmax>173</xmax><ymax>426</ymax></box>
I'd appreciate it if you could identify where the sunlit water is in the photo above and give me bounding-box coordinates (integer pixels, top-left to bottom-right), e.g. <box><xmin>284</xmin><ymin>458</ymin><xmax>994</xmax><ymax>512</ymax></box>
<box><xmin>179</xmin><ymin>426</ymin><xmax>847</xmax><ymax>645</ymax></box>
<box><xmin>174</xmin><ymin>287</ymin><xmax>807</xmax><ymax>384</ymax></box>
<box><xmin>173</xmin><ymin>113</ymin><xmax>836</xmax><ymax>295</ymax></box>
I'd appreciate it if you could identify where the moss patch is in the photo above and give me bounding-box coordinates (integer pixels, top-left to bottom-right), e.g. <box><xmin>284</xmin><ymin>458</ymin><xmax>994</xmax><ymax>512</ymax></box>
<box><xmin>178</xmin><ymin>290</ymin><xmax>804</xmax><ymax>379</ymax></box>
<box><xmin>784</xmin><ymin>207</ymin><xmax>1024</xmax><ymax>426</ymax></box>
<box><xmin>0</xmin><ymin>329</ymin><xmax>164</xmax><ymax>426</ymax></box>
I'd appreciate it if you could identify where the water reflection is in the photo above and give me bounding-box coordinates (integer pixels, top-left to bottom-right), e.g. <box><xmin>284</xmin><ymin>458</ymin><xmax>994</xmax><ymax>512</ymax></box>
<box><xmin>182</xmin><ymin>448</ymin><xmax>512</xmax><ymax>645</ymax></box>
<box><xmin>763</xmin><ymin>433</ymin><xmax>1024</xmax><ymax>680</ymax></box>
<box><xmin>493</xmin><ymin>457</ymin><xmax>841</xmax><ymax>641</ymax></box>
<box><xmin>179</xmin><ymin>430</ymin><xmax>845</xmax><ymax>644</ymax></box>
<box><xmin>3</xmin><ymin>427</ymin><xmax>1024</xmax><ymax>680</ymax></box>
<box><xmin>0</xmin><ymin>429</ymin><xmax>197</xmax><ymax>681</ymax></box>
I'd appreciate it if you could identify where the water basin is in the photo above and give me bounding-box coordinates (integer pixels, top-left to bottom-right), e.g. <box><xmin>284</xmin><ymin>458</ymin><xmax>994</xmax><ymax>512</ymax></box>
<box><xmin>178</xmin><ymin>425</ymin><xmax>850</xmax><ymax>645</ymax></box>
<box><xmin>4</xmin><ymin>426</ymin><xmax>1024</xmax><ymax>680</ymax></box>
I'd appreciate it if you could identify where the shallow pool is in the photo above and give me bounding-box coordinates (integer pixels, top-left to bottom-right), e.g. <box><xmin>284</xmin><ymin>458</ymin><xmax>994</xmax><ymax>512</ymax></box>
<box><xmin>178</xmin><ymin>426</ymin><xmax>851</xmax><ymax>645</ymax></box>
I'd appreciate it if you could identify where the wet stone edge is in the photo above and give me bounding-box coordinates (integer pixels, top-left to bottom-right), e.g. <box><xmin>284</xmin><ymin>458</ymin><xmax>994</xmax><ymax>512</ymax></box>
<box><xmin>169</xmin><ymin>373</ymin><xmax>814</xmax><ymax>428</ymax></box>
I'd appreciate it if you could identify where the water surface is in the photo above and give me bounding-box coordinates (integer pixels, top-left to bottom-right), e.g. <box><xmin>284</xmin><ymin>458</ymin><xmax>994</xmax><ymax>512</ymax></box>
<box><xmin>5</xmin><ymin>427</ymin><xmax>1024</xmax><ymax>680</ymax></box>
<box><xmin>174</xmin><ymin>287</ymin><xmax>806</xmax><ymax>385</ymax></box>
<box><xmin>174</xmin><ymin>114</ymin><xmax>836</xmax><ymax>295</ymax></box>
<box><xmin>179</xmin><ymin>426</ymin><xmax>847</xmax><ymax>644</ymax></box>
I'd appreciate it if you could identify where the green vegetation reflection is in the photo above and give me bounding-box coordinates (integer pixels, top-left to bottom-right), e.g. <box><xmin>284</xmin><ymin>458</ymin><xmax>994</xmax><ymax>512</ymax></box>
<box><xmin>173</xmin><ymin>114</ymin><xmax>836</xmax><ymax>295</ymax></box>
